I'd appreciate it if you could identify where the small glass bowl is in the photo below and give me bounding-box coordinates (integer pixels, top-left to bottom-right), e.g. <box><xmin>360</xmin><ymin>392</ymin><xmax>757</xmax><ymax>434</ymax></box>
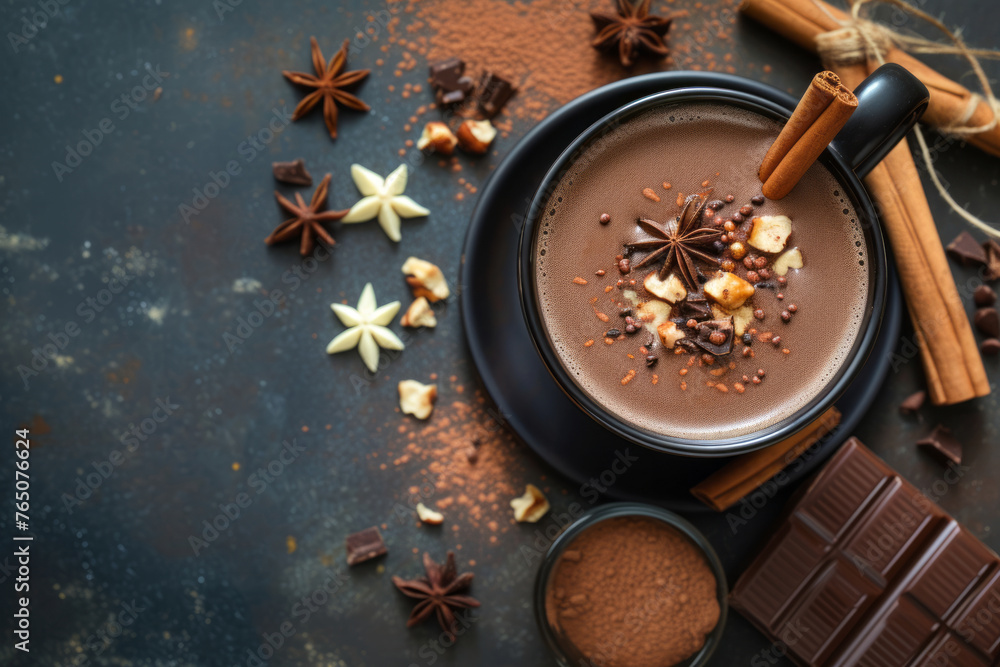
<box><xmin>533</xmin><ymin>502</ymin><xmax>728</xmax><ymax>667</ymax></box>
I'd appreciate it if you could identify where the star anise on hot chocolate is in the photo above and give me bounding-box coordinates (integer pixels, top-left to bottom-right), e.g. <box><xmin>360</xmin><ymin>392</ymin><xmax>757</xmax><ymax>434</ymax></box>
<box><xmin>590</xmin><ymin>0</ymin><xmax>672</xmax><ymax>67</ymax></box>
<box><xmin>392</xmin><ymin>551</ymin><xmax>480</xmax><ymax>641</ymax></box>
<box><xmin>283</xmin><ymin>37</ymin><xmax>370</xmax><ymax>140</ymax></box>
<box><xmin>626</xmin><ymin>192</ymin><xmax>722</xmax><ymax>288</ymax></box>
<box><xmin>265</xmin><ymin>174</ymin><xmax>347</xmax><ymax>256</ymax></box>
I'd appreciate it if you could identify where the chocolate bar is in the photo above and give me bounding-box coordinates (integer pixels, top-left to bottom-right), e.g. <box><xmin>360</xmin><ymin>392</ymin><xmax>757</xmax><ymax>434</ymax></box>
<box><xmin>730</xmin><ymin>437</ymin><xmax>999</xmax><ymax>666</ymax></box>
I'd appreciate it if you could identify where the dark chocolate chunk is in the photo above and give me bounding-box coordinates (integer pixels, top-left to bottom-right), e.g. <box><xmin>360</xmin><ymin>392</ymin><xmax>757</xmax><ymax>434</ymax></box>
<box><xmin>731</xmin><ymin>438</ymin><xmax>1000</xmax><ymax>667</ymax></box>
<box><xmin>476</xmin><ymin>71</ymin><xmax>515</xmax><ymax>117</ymax></box>
<box><xmin>981</xmin><ymin>338</ymin><xmax>1000</xmax><ymax>355</ymax></box>
<box><xmin>693</xmin><ymin>318</ymin><xmax>733</xmax><ymax>355</ymax></box>
<box><xmin>946</xmin><ymin>231</ymin><xmax>988</xmax><ymax>266</ymax></box>
<box><xmin>680</xmin><ymin>294</ymin><xmax>713</xmax><ymax>320</ymax></box>
<box><xmin>916</xmin><ymin>424</ymin><xmax>962</xmax><ymax>465</ymax></box>
<box><xmin>974</xmin><ymin>284</ymin><xmax>997</xmax><ymax>307</ymax></box>
<box><xmin>974</xmin><ymin>307</ymin><xmax>999</xmax><ymax>338</ymax></box>
<box><xmin>428</xmin><ymin>57</ymin><xmax>474</xmax><ymax>105</ymax></box>
<box><xmin>984</xmin><ymin>239</ymin><xmax>1000</xmax><ymax>280</ymax></box>
<box><xmin>899</xmin><ymin>390</ymin><xmax>926</xmax><ymax>414</ymax></box>
<box><xmin>272</xmin><ymin>158</ymin><xmax>313</xmax><ymax>186</ymax></box>
<box><xmin>345</xmin><ymin>526</ymin><xmax>387</xmax><ymax>565</ymax></box>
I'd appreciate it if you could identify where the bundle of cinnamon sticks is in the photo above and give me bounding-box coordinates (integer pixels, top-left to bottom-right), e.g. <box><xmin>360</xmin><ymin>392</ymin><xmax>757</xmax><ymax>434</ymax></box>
<box><xmin>743</xmin><ymin>0</ymin><xmax>990</xmax><ymax>406</ymax></box>
<box><xmin>740</xmin><ymin>0</ymin><xmax>1000</xmax><ymax>157</ymax></box>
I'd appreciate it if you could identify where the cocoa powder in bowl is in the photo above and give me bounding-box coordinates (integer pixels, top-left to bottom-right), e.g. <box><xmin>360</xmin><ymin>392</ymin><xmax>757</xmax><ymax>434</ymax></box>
<box><xmin>544</xmin><ymin>515</ymin><xmax>721</xmax><ymax>667</ymax></box>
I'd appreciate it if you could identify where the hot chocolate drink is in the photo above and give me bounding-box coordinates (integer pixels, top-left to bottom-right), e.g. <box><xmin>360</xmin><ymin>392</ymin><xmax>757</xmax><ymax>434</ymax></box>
<box><xmin>533</xmin><ymin>101</ymin><xmax>870</xmax><ymax>440</ymax></box>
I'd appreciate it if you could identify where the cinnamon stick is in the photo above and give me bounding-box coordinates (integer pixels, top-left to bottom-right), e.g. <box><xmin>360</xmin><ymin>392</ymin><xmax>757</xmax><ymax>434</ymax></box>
<box><xmin>690</xmin><ymin>406</ymin><xmax>841</xmax><ymax>512</ymax></box>
<box><xmin>740</xmin><ymin>0</ymin><xmax>1000</xmax><ymax>158</ymax></box>
<box><xmin>759</xmin><ymin>71</ymin><xmax>857</xmax><ymax>199</ymax></box>
<box><xmin>835</xmin><ymin>62</ymin><xmax>990</xmax><ymax>405</ymax></box>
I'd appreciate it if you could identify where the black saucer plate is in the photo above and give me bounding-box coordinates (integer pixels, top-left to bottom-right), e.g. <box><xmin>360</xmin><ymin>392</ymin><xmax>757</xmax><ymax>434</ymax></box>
<box><xmin>460</xmin><ymin>72</ymin><xmax>903</xmax><ymax>511</ymax></box>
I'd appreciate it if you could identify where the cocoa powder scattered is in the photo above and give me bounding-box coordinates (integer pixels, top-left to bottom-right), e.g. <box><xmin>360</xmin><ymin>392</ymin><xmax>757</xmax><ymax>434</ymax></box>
<box><xmin>545</xmin><ymin>516</ymin><xmax>720</xmax><ymax>667</ymax></box>
<box><xmin>381</xmin><ymin>393</ymin><xmax>527</xmax><ymax>541</ymax></box>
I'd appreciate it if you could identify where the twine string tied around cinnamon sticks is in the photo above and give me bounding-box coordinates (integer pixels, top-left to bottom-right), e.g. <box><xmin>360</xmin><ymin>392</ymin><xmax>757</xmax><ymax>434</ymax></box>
<box><xmin>813</xmin><ymin>0</ymin><xmax>1000</xmax><ymax>239</ymax></box>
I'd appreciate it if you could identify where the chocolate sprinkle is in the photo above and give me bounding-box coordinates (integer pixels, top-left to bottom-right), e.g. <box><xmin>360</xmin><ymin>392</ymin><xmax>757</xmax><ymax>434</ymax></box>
<box><xmin>899</xmin><ymin>390</ymin><xmax>926</xmax><ymax>414</ymax></box>
<box><xmin>916</xmin><ymin>425</ymin><xmax>962</xmax><ymax>465</ymax></box>
<box><xmin>272</xmin><ymin>158</ymin><xmax>313</xmax><ymax>186</ymax></box>
<box><xmin>946</xmin><ymin>231</ymin><xmax>988</xmax><ymax>266</ymax></box>
<box><xmin>345</xmin><ymin>526</ymin><xmax>387</xmax><ymax>566</ymax></box>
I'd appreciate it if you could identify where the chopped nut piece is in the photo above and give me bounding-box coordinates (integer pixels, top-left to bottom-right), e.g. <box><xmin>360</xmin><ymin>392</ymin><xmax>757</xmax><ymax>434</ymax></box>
<box><xmin>773</xmin><ymin>247</ymin><xmax>803</xmax><ymax>276</ymax></box>
<box><xmin>416</xmin><ymin>502</ymin><xmax>444</xmax><ymax>525</ymax></box>
<box><xmin>704</xmin><ymin>271</ymin><xmax>755</xmax><ymax>309</ymax></box>
<box><xmin>510</xmin><ymin>484</ymin><xmax>550</xmax><ymax>523</ymax></box>
<box><xmin>657</xmin><ymin>321</ymin><xmax>685</xmax><ymax>348</ymax></box>
<box><xmin>400</xmin><ymin>297</ymin><xmax>437</xmax><ymax>328</ymax></box>
<box><xmin>643</xmin><ymin>272</ymin><xmax>687</xmax><ymax>303</ymax></box>
<box><xmin>398</xmin><ymin>380</ymin><xmax>438</xmax><ymax>420</ymax></box>
<box><xmin>636</xmin><ymin>299</ymin><xmax>671</xmax><ymax>332</ymax></box>
<box><xmin>456</xmin><ymin>119</ymin><xmax>497</xmax><ymax>154</ymax></box>
<box><xmin>748</xmin><ymin>215</ymin><xmax>792</xmax><ymax>253</ymax></box>
<box><xmin>712</xmin><ymin>304</ymin><xmax>754</xmax><ymax>337</ymax></box>
<box><xmin>402</xmin><ymin>257</ymin><xmax>450</xmax><ymax>302</ymax></box>
<box><xmin>417</xmin><ymin>121</ymin><xmax>458</xmax><ymax>155</ymax></box>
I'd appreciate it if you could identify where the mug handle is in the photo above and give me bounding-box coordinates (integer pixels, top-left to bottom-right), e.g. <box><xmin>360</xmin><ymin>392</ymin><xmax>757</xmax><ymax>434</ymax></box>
<box><xmin>830</xmin><ymin>63</ymin><xmax>929</xmax><ymax>178</ymax></box>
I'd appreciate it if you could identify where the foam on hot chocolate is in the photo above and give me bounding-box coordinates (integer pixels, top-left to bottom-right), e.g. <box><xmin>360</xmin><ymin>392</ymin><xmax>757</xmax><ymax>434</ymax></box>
<box><xmin>534</xmin><ymin>101</ymin><xmax>870</xmax><ymax>441</ymax></box>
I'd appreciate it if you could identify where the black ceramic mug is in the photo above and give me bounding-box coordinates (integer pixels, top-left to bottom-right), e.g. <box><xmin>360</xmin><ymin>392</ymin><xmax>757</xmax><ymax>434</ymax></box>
<box><xmin>517</xmin><ymin>64</ymin><xmax>928</xmax><ymax>458</ymax></box>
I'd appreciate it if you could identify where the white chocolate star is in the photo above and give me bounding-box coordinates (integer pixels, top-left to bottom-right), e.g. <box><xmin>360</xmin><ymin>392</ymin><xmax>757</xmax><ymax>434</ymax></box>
<box><xmin>326</xmin><ymin>283</ymin><xmax>404</xmax><ymax>372</ymax></box>
<box><xmin>341</xmin><ymin>164</ymin><xmax>430</xmax><ymax>242</ymax></box>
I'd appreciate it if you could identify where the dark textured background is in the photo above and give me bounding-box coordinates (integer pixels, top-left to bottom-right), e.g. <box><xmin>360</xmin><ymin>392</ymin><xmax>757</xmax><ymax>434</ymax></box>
<box><xmin>0</xmin><ymin>0</ymin><xmax>997</xmax><ymax>665</ymax></box>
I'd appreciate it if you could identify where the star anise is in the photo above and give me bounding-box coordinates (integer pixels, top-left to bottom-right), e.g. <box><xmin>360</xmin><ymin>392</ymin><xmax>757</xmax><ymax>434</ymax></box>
<box><xmin>392</xmin><ymin>551</ymin><xmax>480</xmax><ymax>641</ymax></box>
<box><xmin>283</xmin><ymin>37</ymin><xmax>370</xmax><ymax>140</ymax></box>
<box><xmin>590</xmin><ymin>0</ymin><xmax>672</xmax><ymax>67</ymax></box>
<box><xmin>626</xmin><ymin>192</ymin><xmax>722</xmax><ymax>288</ymax></box>
<box><xmin>265</xmin><ymin>174</ymin><xmax>347</xmax><ymax>256</ymax></box>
